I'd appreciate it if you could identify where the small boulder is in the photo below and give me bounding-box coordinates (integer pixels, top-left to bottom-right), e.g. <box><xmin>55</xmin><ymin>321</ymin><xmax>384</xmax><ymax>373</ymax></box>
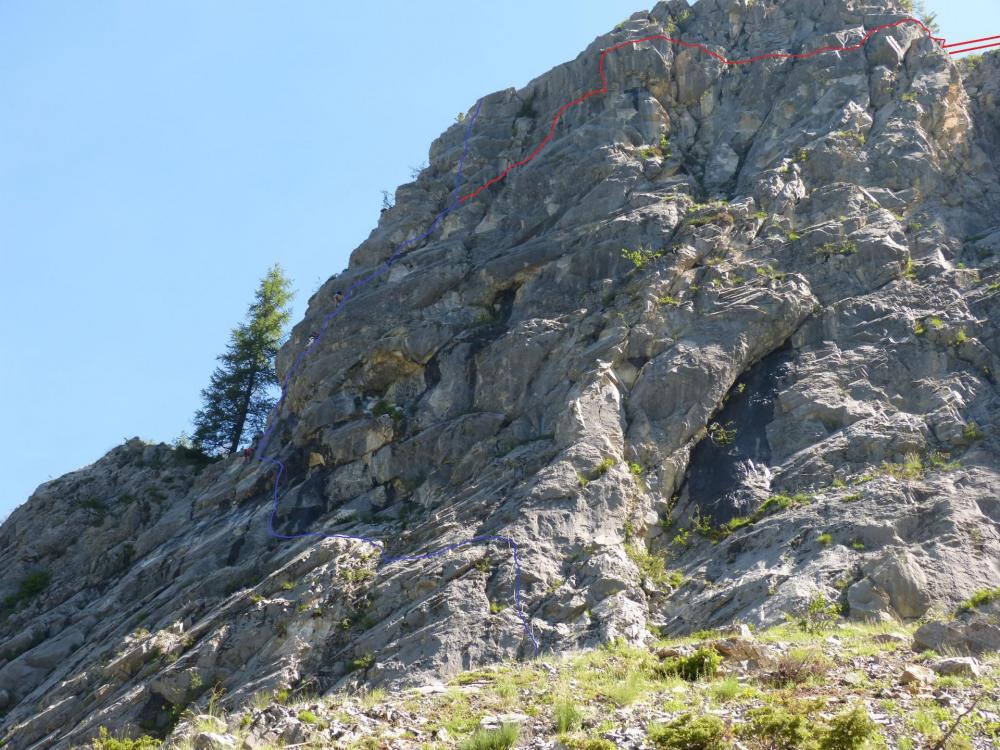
<box><xmin>900</xmin><ymin>664</ymin><xmax>936</xmax><ymax>686</ymax></box>
<box><xmin>931</xmin><ymin>657</ymin><xmax>981</xmax><ymax>677</ymax></box>
<box><xmin>655</xmin><ymin>645</ymin><xmax>695</xmax><ymax>660</ymax></box>
<box><xmin>847</xmin><ymin>579</ymin><xmax>895</xmax><ymax>623</ymax></box>
<box><xmin>193</xmin><ymin>733</ymin><xmax>237</xmax><ymax>750</ymax></box>
<box><xmin>480</xmin><ymin>713</ymin><xmax>529</xmax><ymax>730</ymax></box>
<box><xmin>717</xmin><ymin>624</ymin><xmax>755</xmax><ymax>640</ymax></box>
<box><xmin>869</xmin><ymin>549</ymin><xmax>931</xmax><ymax>619</ymax></box>
<box><xmin>913</xmin><ymin>604</ymin><xmax>1000</xmax><ymax>655</ymax></box>
<box><xmin>872</xmin><ymin>632</ymin><xmax>908</xmax><ymax>645</ymax></box>
<box><xmin>712</xmin><ymin>638</ymin><xmax>777</xmax><ymax>667</ymax></box>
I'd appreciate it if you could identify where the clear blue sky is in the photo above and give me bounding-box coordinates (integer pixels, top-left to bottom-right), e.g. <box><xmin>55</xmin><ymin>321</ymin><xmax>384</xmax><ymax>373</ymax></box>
<box><xmin>1</xmin><ymin>1</ymin><xmax>996</xmax><ymax>520</ymax></box>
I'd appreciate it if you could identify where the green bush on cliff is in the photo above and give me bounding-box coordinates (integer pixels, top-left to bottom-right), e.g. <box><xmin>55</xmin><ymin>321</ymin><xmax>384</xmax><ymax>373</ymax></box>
<box><xmin>2</xmin><ymin>569</ymin><xmax>51</xmax><ymax>614</ymax></box>
<box><xmin>90</xmin><ymin>727</ymin><xmax>161</xmax><ymax>750</ymax></box>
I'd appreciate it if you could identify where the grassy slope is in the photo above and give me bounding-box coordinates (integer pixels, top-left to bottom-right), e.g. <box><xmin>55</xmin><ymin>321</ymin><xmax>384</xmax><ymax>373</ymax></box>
<box><xmin>134</xmin><ymin>620</ymin><xmax>1000</xmax><ymax>750</ymax></box>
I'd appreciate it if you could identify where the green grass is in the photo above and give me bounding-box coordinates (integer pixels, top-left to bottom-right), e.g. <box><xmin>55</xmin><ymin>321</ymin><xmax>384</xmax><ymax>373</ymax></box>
<box><xmin>251</xmin><ymin>690</ymin><xmax>275</xmax><ymax>710</ymax></box>
<box><xmin>339</xmin><ymin>567</ymin><xmax>375</xmax><ymax>583</ymax></box>
<box><xmin>648</xmin><ymin>714</ymin><xmax>727</xmax><ymax>750</ymax></box>
<box><xmin>459</xmin><ymin>723</ymin><xmax>519</xmax><ymax>750</ymax></box>
<box><xmin>906</xmin><ymin>702</ymin><xmax>952</xmax><ymax>741</ymax></box>
<box><xmin>708</xmin><ymin>492</ymin><xmax>812</xmax><ymax>540</ymax></box>
<box><xmin>603</xmin><ymin>672</ymin><xmax>647</xmax><ymax>706</ymax></box>
<box><xmin>671</xmin><ymin>527</ymin><xmax>690</xmax><ymax>547</ymax></box>
<box><xmin>558</xmin><ymin>737</ymin><xmax>616</xmax><ymax>750</ymax></box>
<box><xmin>963</xmin><ymin>421</ymin><xmax>985</xmax><ymax>441</ymax></box>
<box><xmin>817</xmin><ymin>533</ymin><xmax>833</xmax><ymax>546</ymax></box>
<box><xmin>637</xmin><ymin>133</ymin><xmax>671</xmax><ymax>160</ymax></box>
<box><xmin>877</xmin><ymin>451</ymin><xmax>959</xmax><ymax>482</ymax></box>
<box><xmin>880</xmin><ymin>453</ymin><xmax>925</xmax><ymax>481</ymax></box>
<box><xmin>790</xmin><ymin>593</ymin><xmax>841</xmax><ymax>633</ymax></box>
<box><xmin>359</xmin><ymin>688</ymin><xmax>386</xmax><ymax>710</ymax></box>
<box><xmin>763</xmin><ymin>647</ymin><xmax>833</xmax><ymax>687</ymax></box>
<box><xmin>90</xmin><ymin>728</ymin><xmax>162</xmax><ymax>750</ymax></box>
<box><xmin>658</xmin><ymin>647</ymin><xmax>722</xmax><ymax>682</ymax></box>
<box><xmin>684</xmin><ymin>211</ymin><xmax>734</xmax><ymax>227</ymax></box>
<box><xmin>957</xmin><ymin>586</ymin><xmax>1000</xmax><ymax>613</ymax></box>
<box><xmin>372</xmin><ymin>400</ymin><xmax>404</xmax><ymax>421</ymax></box>
<box><xmin>707</xmin><ymin>676</ymin><xmax>758</xmax><ymax>704</ymax></box>
<box><xmin>621</xmin><ymin>244</ymin><xmax>664</xmax><ymax>269</ymax></box>
<box><xmin>579</xmin><ymin>457</ymin><xmax>616</xmax><ymax>486</ymax></box>
<box><xmin>833</xmin><ymin>130</ymin><xmax>866</xmax><ymax>147</ymax></box>
<box><xmin>708</xmin><ymin>421</ymin><xmax>737</xmax><ymax>446</ymax></box>
<box><xmin>625</xmin><ymin>543</ymin><xmax>683</xmax><ymax>589</ymax></box>
<box><xmin>297</xmin><ymin>709</ymin><xmax>319</xmax><ymax>724</ymax></box>
<box><xmin>348</xmin><ymin>652</ymin><xmax>375</xmax><ymax>672</ymax></box>
<box><xmin>816</xmin><ymin>240</ymin><xmax>857</xmax><ymax>257</ymax></box>
<box><xmin>554</xmin><ymin>699</ymin><xmax>583</xmax><ymax>733</ymax></box>
<box><xmin>738</xmin><ymin>704</ymin><xmax>813</xmax><ymax>748</ymax></box>
<box><xmin>756</xmin><ymin>265</ymin><xmax>786</xmax><ymax>281</ymax></box>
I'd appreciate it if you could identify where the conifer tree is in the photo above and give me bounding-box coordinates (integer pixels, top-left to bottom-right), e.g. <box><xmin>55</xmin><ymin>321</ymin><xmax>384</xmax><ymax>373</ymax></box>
<box><xmin>193</xmin><ymin>264</ymin><xmax>293</xmax><ymax>454</ymax></box>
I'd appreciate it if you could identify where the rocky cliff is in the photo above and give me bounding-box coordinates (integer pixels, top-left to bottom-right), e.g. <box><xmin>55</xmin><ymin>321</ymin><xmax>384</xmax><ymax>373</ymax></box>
<box><xmin>2</xmin><ymin>0</ymin><xmax>999</xmax><ymax>747</ymax></box>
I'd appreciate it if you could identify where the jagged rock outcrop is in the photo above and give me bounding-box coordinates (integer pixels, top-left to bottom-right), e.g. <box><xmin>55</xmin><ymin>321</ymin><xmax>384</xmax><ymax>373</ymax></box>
<box><xmin>2</xmin><ymin>1</ymin><xmax>999</xmax><ymax>746</ymax></box>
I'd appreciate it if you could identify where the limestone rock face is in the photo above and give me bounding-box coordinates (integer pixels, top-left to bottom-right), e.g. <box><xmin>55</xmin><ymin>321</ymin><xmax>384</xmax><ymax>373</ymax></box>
<box><xmin>2</xmin><ymin>1</ymin><xmax>1000</xmax><ymax>747</ymax></box>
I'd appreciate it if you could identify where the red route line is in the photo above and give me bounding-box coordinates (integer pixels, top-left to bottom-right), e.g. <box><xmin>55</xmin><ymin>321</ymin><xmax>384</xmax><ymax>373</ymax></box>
<box><xmin>948</xmin><ymin>41</ymin><xmax>1000</xmax><ymax>55</ymax></box>
<box><xmin>458</xmin><ymin>17</ymin><xmax>947</xmax><ymax>205</ymax></box>
<box><xmin>943</xmin><ymin>33</ymin><xmax>1000</xmax><ymax>48</ymax></box>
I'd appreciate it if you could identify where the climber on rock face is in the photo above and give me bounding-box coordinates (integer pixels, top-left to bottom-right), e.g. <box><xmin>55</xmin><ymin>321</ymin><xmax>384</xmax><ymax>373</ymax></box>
<box><xmin>333</xmin><ymin>290</ymin><xmax>344</xmax><ymax>305</ymax></box>
<box><xmin>243</xmin><ymin>431</ymin><xmax>264</xmax><ymax>461</ymax></box>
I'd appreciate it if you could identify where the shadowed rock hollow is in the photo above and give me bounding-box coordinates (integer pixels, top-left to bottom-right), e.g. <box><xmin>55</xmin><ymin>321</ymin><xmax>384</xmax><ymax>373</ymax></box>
<box><xmin>2</xmin><ymin>0</ymin><xmax>999</xmax><ymax>747</ymax></box>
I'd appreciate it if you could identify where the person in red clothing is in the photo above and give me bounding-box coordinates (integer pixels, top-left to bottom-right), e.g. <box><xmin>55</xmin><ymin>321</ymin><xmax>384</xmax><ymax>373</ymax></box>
<box><xmin>242</xmin><ymin>431</ymin><xmax>264</xmax><ymax>461</ymax></box>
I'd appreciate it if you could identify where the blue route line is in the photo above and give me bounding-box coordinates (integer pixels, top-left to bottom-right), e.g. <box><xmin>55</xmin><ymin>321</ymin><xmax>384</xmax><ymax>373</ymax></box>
<box><xmin>252</xmin><ymin>97</ymin><xmax>541</xmax><ymax>656</ymax></box>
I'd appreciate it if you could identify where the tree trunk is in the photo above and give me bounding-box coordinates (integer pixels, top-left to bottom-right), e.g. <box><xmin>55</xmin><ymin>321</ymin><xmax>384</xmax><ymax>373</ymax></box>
<box><xmin>228</xmin><ymin>368</ymin><xmax>257</xmax><ymax>454</ymax></box>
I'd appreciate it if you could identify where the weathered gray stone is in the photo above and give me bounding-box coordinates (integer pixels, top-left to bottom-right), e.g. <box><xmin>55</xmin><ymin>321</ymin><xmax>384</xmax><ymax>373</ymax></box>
<box><xmin>931</xmin><ymin>657</ymin><xmax>981</xmax><ymax>677</ymax></box>
<box><xmin>913</xmin><ymin>603</ymin><xmax>1000</xmax><ymax>655</ymax></box>
<box><xmin>847</xmin><ymin>579</ymin><xmax>895</xmax><ymax>623</ymax></box>
<box><xmin>1</xmin><ymin>2</ymin><xmax>999</xmax><ymax>748</ymax></box>
<box><xmin>192</xmin><ymin>732</ymin><xmax>238</xmax><ymax>750</ymax></box>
